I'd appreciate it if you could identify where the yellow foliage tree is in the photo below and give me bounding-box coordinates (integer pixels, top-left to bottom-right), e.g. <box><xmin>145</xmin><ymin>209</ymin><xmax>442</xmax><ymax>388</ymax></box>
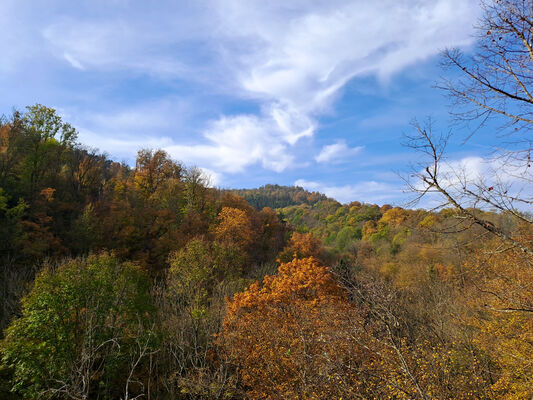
<box><xmin>214</xmin><ymin>207</ymin><xmax>254</xmax><ymax>250</ymax></box>
<box><xmin>465</xmin><ymin>243</ymin><xmax>533</xmax><ymax>399</ymax></box>
<box><xmin>379</xmin><ymin>207</ymin><xmax>408</xmax><ymax>226</ymax></box>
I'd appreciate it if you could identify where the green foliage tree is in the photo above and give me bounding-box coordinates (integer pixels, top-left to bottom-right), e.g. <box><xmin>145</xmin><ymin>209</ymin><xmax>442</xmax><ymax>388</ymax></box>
<box><xmin>21</xmin><ymin>105</ymin><xmax>77</xmax><ymax>202</ymax></box>
<box><xmin>228</xmin><ymin>184</ymin><xmax>328</xmax><ymax>209</ymax></box>
<box><xmin>1</xmin><ymin>253</ymin><xmax>155</xmax><ymax>400</ymax></box>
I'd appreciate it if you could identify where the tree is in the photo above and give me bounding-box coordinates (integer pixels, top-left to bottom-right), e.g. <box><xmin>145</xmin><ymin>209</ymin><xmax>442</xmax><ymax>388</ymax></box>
<box><xmin>0</xmin><ymin>112</ymin><xmax>25</xmax><ymax>190</ymax></box>
<box><xmin>67</xmin><ymin>148</ymin><xmax>106</xmax><ymax>199</ymax></box>
<box><xmin>184</xmin><ymin>167</ymin><xmax>210</xmax><ymax>212</ymax></box>
<box><xmin>439</xmin><ymin>0</ymin><xmax>532</xmax><ymax>134</ymax></box>
<box><xmin>0</xmin><ymin>253</ymin><xmax>155</xmax><ymax>400</ymax></box>
<box><xmin>156</xmin><ymin>238</ymin><xmax>243</xmax><ymax>399</ymax></box>
<box><xmin>221</xmin><ymin>257</ymin><xmax>461</xmax><ymax>399</ymax></box>
<box><xmin>220</xmin><ymin>257</ymin><xmax>368</xmax><ymax>399</ymax></box>
<box><xmin>21</xmin><ymin>105</ymin><xmax>77</xmax><ymax>202</ymax></box>
<box><xmin>256</xmin><ymin>207</ymin><xmax>287</xmax><ymax>262</ymax></box>
<box><xmin>134</xmin><ymin>149</ymin><xmax>183</xmax><ymax>195</ymax></box>
<box><xmin>462</xmin><ymin>237</ymin><xmax>533</xmax><ymax>399</ymax></box>
<box><xmin>277</xmin><ymin>231</ymin><xmax>323</xmax><ymax>263</ymax></box>
<box><xmin>406</xmin><ymin>0</ymin><xmax>533</xmax><ymax>255</ymax></box>
<box><xmin>214</xmin><ymin>207</ymin><xmax>254</xmax><ymax>251</ymax></box>
<box><xmin>403</xmin><ymin>3</ymin><xmax>533</xmax><ymax>396</ymax></box>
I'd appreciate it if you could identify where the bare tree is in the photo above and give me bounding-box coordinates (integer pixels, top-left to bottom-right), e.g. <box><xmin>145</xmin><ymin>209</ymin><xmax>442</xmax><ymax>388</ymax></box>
<box><xmin>406</xmin><ymin>0</ymin><xmax>533</xmax><ymax>255</ymax></box>
<box><xmin>405</xmin><ymin>119</ymin><xmax>533</xmax><ymax>256</ymax></box>
<box><xmin>439</xmin><ymin>0</ymin><xmax>533</xmax><ymax>135</ymax></box>
<box><xmin>123</xmin><ymin>322</ymin><xmax>158</xmax><ymax>400</ymax></box>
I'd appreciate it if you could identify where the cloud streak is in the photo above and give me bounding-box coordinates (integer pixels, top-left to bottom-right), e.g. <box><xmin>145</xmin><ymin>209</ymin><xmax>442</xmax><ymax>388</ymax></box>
<box><xmin>315</xmin><ymin>140</ymin><xmax>363</xmax><ymax>163</ymax></box>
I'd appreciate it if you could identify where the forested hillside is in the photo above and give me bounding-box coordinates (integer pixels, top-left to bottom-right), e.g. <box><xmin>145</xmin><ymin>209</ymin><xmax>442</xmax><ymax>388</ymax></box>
<box><xmin>0</xmin><ymin>105</ymin><xmax>531</xmax><ymax>400</ymax></box>
<box><xmin>0</xmin><ymin>105</ymin><xmax>291</xmax><ymax>399</ymax></box>
<box><xmin>227</xmin><ymin>184</ymin><xmax>329</xmax><ymax>210</ymax></box>
<box><xmin>1</xmin><ymin>1</ymin><xmax>532</xmax><ymax>399</ymax></box>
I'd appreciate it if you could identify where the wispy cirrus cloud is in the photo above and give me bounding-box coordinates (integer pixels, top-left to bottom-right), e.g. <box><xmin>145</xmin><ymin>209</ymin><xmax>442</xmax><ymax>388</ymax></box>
<box><xmin>33</xmin><ymin>0</ymin><xmax>479</xmax><ymax>176</ymax></box>
<box><xmin>315</xmin><ymin>140</ymin><xmax>363</xmax><ymax>163</ymax></box>
<box><xmin>226</xmin><ymin>0</ymin><xmax>477</xmax><ymax>109</ymax></box>
<box><xmin>43</xmin><ymin>18</ymin><xmax>194</xmax><ymax>79</ymax></box>
<box><xmin>199</xmin><ymin>0</ymin><xmax>479</xmax><ymax>174</ymax></box>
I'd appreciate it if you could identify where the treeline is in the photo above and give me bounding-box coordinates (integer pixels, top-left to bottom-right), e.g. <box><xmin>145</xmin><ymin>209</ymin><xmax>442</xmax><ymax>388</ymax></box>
<box><xmin>0</xmin><ymin>105</ymin><xmax>287</xmax><ymax>270</ymax></box>
<box><xmin>227</xmin><ymin>184</ymin><xmax>328</xmax><ymax>210</ymax></box>
<box><xmin>278</xmin><ymin>200</ymin><xmax>516</xmax><ymax>255</ymax></box>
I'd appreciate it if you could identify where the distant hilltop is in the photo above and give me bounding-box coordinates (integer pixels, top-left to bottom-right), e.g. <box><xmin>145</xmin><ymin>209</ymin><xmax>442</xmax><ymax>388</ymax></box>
<box><xmin>226</xmin><ymin>184</ymin><xmax>330</xmax><ymax>210</ymax></box>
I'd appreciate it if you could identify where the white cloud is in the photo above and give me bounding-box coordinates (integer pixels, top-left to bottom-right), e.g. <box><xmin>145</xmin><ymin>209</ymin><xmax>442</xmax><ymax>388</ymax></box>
<box><xmin>77</xmin><ymin>128</ymin><xmax>174</xmax><ymax>161</ymax></box>
<box><xmin>165</xmin><ymin>114</ymin><xmax>296</xmax><ymax>173</ymax></box>
<box><xmin>220</xmin><ymin>0</ymin><xmax>478</xmax><ymax>108</ymax></box>
<box><xmin>43</xmin><ymin>18</ymin><xmax>192</xmax><ymax>78</ymax></box>
<box><xmin>87</xmin><ymin>99</ymin><xmax>192</xmax><ymax>133</ymax></box>
<box><xmin>412</xmin><ymin>155</ymin><xmax>533</xmax><ymax>210</ymax></box>
<box><xmin>71</xmin><ymin>98</ymin><xmax>194</xmax><ymax>162</ymax></box>
<box><xmin>198</xmin><ymin>167</ymin><xmax>223</xmax><ymax>187</ymax></box>
<box><xmin>71</xmin><ymin>100</ymin><xmax>306</xmax><ymax>174</ymax></box>
<box><xmin>315</xmin><ymin>140</ymin><xmax>363</xmax><ymax>163</ymax></box>
<box><xmin>295</xmin><ymin>178</ymin><xmax>400</xmax><ymax>204</ymax></box>
<box><xmin>80</xmin><ymin>112</ymin><xmax>298</xmax><ymax>174</ymax></box>
<box><xmin>0</xmin><ymin>0</ymin><xmax>482</xmax><ymax>188</ymax></box>
<box><xmin>421</xmin><ymin>156</ymin><xmax>529</xmax><ymax>191</ymax></box>
<box><xmin>33</xmin><ymin>0</ymin><xmax>479</xmax><ymax>176</ymax></box>
<box><xmin>63</xmin><ymin>52</ymin><xmax>85</xmax><ymax>70</ymax></box>
<box><xmin>202</xmin><ymin>0</ymin><xmax>478</xmax><ymax>174</ymax></box>
<box><xmin>297</xmin><ymin>154</ymin><xmax>533</xmax><ymax>208</ymax></box>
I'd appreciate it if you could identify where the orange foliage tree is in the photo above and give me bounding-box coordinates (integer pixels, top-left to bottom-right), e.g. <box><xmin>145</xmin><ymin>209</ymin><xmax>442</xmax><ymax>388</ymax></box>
<box><xmin>219</xmin><ymin>257</ymin><xmax>388</xmax><ymax>399</ymax></box>
<box><xmin>277</xmin><ymin>231</ymin><xmax>323</xmax><ymax>263</ymax></box>
<box><xmin>134</xmin><ymin>149</ymin><xmax>183</xmax><ymax>194</ymax></box>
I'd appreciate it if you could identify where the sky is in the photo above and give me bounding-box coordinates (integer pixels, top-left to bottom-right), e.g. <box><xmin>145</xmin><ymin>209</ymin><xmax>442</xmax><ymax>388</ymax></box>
<box><xmin>1</xmin><ymin>0</ymin><xmax>496</xmax><ymax>206</ymax></box>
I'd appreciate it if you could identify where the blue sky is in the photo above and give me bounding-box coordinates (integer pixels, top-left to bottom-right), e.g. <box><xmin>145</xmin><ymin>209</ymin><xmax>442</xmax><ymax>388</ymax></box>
<box><xmin>1</xmin><ymin>0</ymin><xmax>496</xmax><ymax>205</ymax></box>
